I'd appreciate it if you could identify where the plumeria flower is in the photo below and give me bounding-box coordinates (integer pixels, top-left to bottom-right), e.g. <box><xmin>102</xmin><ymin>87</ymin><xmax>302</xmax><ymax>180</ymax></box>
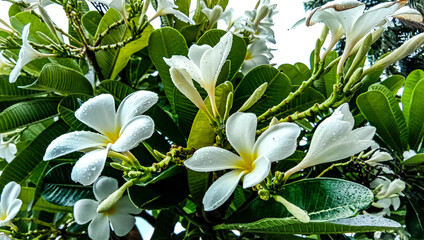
<box><xmin>164</xmin><ymin>32</ymin><xmax>233</xmax><ymax>118</ymax></box>
<box><xmin>200</xmin><ymin>1</ymin><xmax>232</xmax><ymax>28</ymax></box>
<box><xmin>150</xmin><ymin>0</ymin><xmax>195</xmax><ymax>24</ymax></box>
<box><xmin>9</xmin><ymin>24</ymin><xmax>56</xmax><ymax>83</ymax></box>
<box><xmin>0</xmin><ymin>233</ymin><xmax>11</xmax><ymax>240</ymax></box>
<box><xmin>306</xmin><ymin>0</ymin><xmax>408</xmax><ymax>73</ymax></box>
<box><xmin>184</xmin><ymin>112</ymin><xmax>300</xmax><ymax>211</ymax></box>
<box><xmin>0</xmin><ymin>182</ymin><xmax>22</xmax><ymax>228</ymax></box>
<box><xmin>0</xmin><ymin>135</ymin><xmax>17</xmax><ymax>163</ymax></box>
<box><xmin>367</xmin><ymin>177</ymin><xmax>405</xmax><ymax>216</ymax></box>
<box><xmin>242</xmin><ymin>39</ymin><xmax>273</xmax><ymax>75</ymax></box>
<box><xmin>364</xmin><ymin>150</ymin><xmax>393</xmax><ymax>167</ymax></box>
<box><xmin>403</xmin><ymin>149</ymin><xmax>417</xmax><ymax>160</ymax></box>
<box><xmin>284</xmin><ymin>103</ymin><xmax>376</xmax><ymax>180</ymax></box>
<box><xmin>44</xmin><ymin>91</ymin><xmax>157</xmax><ymax>185</ymax></box>
<box><xmin>74</xmin><ymin>177</ymin><xmax>141</xmax><ymax>240</ymax></box>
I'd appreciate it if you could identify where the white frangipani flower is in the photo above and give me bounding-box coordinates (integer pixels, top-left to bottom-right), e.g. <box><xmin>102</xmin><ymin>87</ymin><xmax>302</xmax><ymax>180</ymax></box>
<box><xmin>284</xmin><ymin>103</ymin><xmax>376</xmax><ymax>180</ymax></box>
<box><xmin>368</xmin><ymin>177</ymin><xmax>405</xmax><ymax>216</ymax></box>
<box><xmin>403</xmin><ymin>149</ymin><xmax>417</xmax><ymax>160</ymax></box>
<box><xmin>184</xmin><ymin>112</ymin><xmax>300</xmax><ymax>211</ymax></box>
<box><xmin>306</xmin><ymin>0</ymin><xmax>408</xmax><ymax>73</ymax></box>
<box><xmin>44</xmin><ymin>91</ymin><xmax>157</xmax><ymax>185</ymax></box>
<box><xmin>74</xmin><ymin>177</ymin><xmax>141</xmax><ymax>240</ymax></box>
<box><xmin>200</xmin><ymin>1</ymin><xmax>232</xmax><ymax>28</ymax></box>
<box><xmin>151</xmin><ymin>0</ymin><xmax>195</xmax><ymax>24</ymax></box>
<box><xmin>364</xmin><ymin>150</ymin><xmax>393</xmax><ymax>166</ymax></box>
<box><xmin>9</xmin><ymin>24</ymin><xmax>56</xmax><ymax>83</ymax></box>
<box><xmin>0</xmin><ymin>233</ymin><xmax>11</xmax><ymax>240</ymax></box>
<box><xmin>0</xmin><ymin>182</ymin><xmax>22</xmax><ymax>227</ymax></box>
<box><xmin>0</xmin><ymin>135</ymin><xmax>17</xmax><ymax>163</ymax></box>
<box><xmin>242</xmin><ymin>39</ymin><xmax>273</xmax><ymax>75</ymax></box>
<box><xmin>164</xmin><ymin>32</ymin><xmax>233</xmax><ymax>117</ymax></box>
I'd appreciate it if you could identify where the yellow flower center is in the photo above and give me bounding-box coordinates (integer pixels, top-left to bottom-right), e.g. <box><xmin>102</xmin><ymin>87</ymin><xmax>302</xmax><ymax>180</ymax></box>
<box><xmin>0</xmin><ymin>212</ymin><xmax>7</xmax><ymax>221</ymax></box>
<box><xmin>102</xmin><ymin>205</ymin><xmax>117</xmax><ymax>216</ymax></box>
<box><xmin>245</xmin><ymin>52</ymin><xmax>253</xmax><ymax>61</ymax></box>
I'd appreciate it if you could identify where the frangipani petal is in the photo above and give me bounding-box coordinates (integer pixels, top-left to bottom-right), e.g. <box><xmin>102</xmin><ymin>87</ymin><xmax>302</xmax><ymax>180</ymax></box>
<box><xmin>243</xmin><ymin>156</ymin><xmax>271</xmax><ymax>188</ymax></box>
<box><xmin>116</xmin><ymin>195</ymin><xmax>142</xmax><ymax>215</ymax></box>
<box><xmin>116</xmin><ymin>91</ymin><xmax>158</xmax><ymax>128</ymax></box>
<box><xmin>170</xmin><ymin>9</ymin><xmax>196</xmax><ymax>24</ymax></box>
<box><xmin>169</xmin><ymin>67</ymin><xmax>206</xmax><ymax>111</ymax></box>
<box><xmin>93</xmin><ymin>176</ymin><xmax>118</xmax><ymax>202</ymax></box>
<box><xmin>203</xmin><ymin>170</ymin><xmax>245</xmax><ymax>211</ymax></box>
<box><xmin>184</xmin><ymin>146</ymin><xmax>243</xmax><ymax>172</ymax></box>
<box><xmin>4</xmin><ymin>199</ymin><xmax>22</xmax><ymax>223</ymax></box>
<box><xmin>188</xmin><ymin>44</ymin><xmax>212</xmax><ymax>68</ymax></box>
<box><xmin>274</xmin><ymin>195</ymin><xmax>310</xmax><ymax>223</ymax></box>
<box><xmin>322</xmin><ymin>0</ymin><xmax>365</xmax><ymax>35</ymax></box>
<box><xmin>393</xmin><ymin>6</ymin><xmax>423</xmax><ymax>22</ymax></box>
<box><xmin>156</xmin><ymin>0</ymin><xmax>195</xmax><ymax>24</ymax></box>
<box><xmin>71</xmin><ymin>147</ymin><xmax>109</xmax><ymax>186</ymax></box>
<box><xmin>253</xmin><ymin>122</ymin><xmax>301</xmax><ymax>162</ymax></box>
<box><xmin>74</xmin><ymin>199</ymin><xmax>98</xmax><ymax>224</ymax></box>
<box><xmin>226</xmin><ymin>112</ymin><xmax>257</xmax><ymax>159</ymax></box>
<box><xmin>43</xmin><ymin>131</ymin><xmax>110</xmax><ymax>160</ymax></box>
<box><xmin>108</xmin><ymin>213</ymin><xmax>135</xmax><ymax>236</ymax></box>
<box><xmin>164</xmin><ymin>56</ymin><xmax>202</xmax><ymax>84</ymax></box>
<box><xmin>88</xmin><ymin>214</ymin><xmax>110</xmax><ymax>240</ymax></box>
<box><xmin>1</xmin><ymin>182</ymin><xmax>21</xmax><ymax>211</ymax></box>
<box><xmin>199</xmin><ymin>32</ymin><xmax>232</xmax><ymax>89</ymax></box>
<box><xmin>75</xmin><ymin>94</ymin><xmax>117</xmax><ymax>138</ymax></box>
<box><xmin>112</xmin><ymin>115</ymin><xmax>155</xmax><ymax>152</ymax></box>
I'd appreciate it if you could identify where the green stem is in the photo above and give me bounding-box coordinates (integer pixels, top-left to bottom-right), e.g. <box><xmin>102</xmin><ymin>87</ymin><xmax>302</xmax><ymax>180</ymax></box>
<box><xmin>13</xmin><ymin>217</ymin><xmax>56</xmax><ymax>230</ymax></box>
<box><xmin>316</xmin><ymin>159</ymin><xmax>353</xmax><ymax>178</ymax></box>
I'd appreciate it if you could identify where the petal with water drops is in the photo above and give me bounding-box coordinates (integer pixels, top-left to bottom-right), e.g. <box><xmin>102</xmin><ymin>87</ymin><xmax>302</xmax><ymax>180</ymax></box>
<box><xmin>184</xmin><ymin>146</ymin><xmax>243</xmax><ymax>172</ymax></box>
<box><xmin>71</xmin><ymin>147</ymin><xmax>109</xmax><ymax>186</ymax></box>
<box><xmin>115</xmin><ymin>91</ymin><xmax>158</xmax><ymax>128</ymax></box>
<box><xmin>73</xmin><ymin>199</ymin><xmax>98</xmax><ymax>224</ymax></box>
<box><xmin>112</xmin><ymin>115</ymin><xmax>155</xmax><ymax>152</ymax></box>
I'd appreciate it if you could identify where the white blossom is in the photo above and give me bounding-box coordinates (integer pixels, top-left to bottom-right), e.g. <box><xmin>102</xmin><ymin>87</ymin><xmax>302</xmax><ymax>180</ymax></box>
<box><xmin>403</xmin><ymin>149</ymin><xmax>417</xmax><ymax>160</ymax></box>
<box><xmin>74</xmin><ymin>177</ymin><xmax>141</xmax><ymax>240</ymax></box>
<box><xmin>44</xmin><ymin>91</ymin><xmax>157</xmax><ymax>185</ymax></box>
<box><xmin>164</xmin><ymin>32</ymin><xmax>233</xmax><ymax>117</ymax></box>
<box><xmin>200</xmin><ymin>1</ymin><xmax>232</xmax><ymax>28</ymax></box>
<box><xmin>368</xmin><ymin>177</ymin><xmax>405</xmax><ymax>216</ymax></box>
<box><xmin>284</xmin><ymin>103</ymin><xmax>376</xmax><ymax>179</ymax></box>
<box><xmin>0</xmin><ymin>135</ymin><xmax>17</xmax><ymax>163</ymax></box>
<box><xmin>0</xmin><ymin>182</ymin><xmax>22</xmax><ymax>227</ymax></box>
<box><xmin>151</xmin><ymin>0</ymin><xmax>195</xmax><ymax>24</ymax></box>
<box><xmin>306</xmin><ymin>0</ymin><xmax>408</xmax><ymax>73</ymax></box>
<box><xmin>364</xmin><ymin>150</ymin><xmax>393</xmax><ymax>166</ymax></box>
<box><xmin>242</xmin><ymin>39</ymin><xmax>273</xmax><ymax>75</ymax></box>
<box><xmin>184</xmin><ymin>112</ymin><xmax>300</xmax><ymax>211</ymax></box>
<box><xmin>9</xmin><ymin>24</ymin><xmax>56</xmax><ymax>83</ymax></box>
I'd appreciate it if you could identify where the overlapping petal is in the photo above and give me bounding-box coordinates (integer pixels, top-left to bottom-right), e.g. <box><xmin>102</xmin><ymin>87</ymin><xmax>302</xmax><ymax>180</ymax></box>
<box><xmin>253</xmin><ymin>122</ymin><xmax>301</xmax><ymax>162</ymax></box>
<box><xmin>71</xmin><ymin>147</ymin><xmax>110</xmax><ymax>186</ymax></box>
<box><xmin>43</xmin><ymin>131</ymin><xmax>110</xmax><ymax>160</ymax></box>
<box><xmin>184</xmin><ymin>147</ymin><xmax>243</xmax><ymax>172</ymax></box>
<box><xmin>109</xmin><ymin>213</ymin><xmax>135</xmax><ymax>236</ymax></box>
<box><xmin>116</xmin><ymin>91</ymin><xmax>158</xmax><ymax>128</ymax></box>
<box><xmin>203</xmin><ymin>170</ymin><xmax>245</xmax><ymax>211</ymax></box>
<box><xmin>155</xmin><ymin>0</ymin><xmax>195</xmax><ymax>24</ymax></box>
<box><xmin>88</xmin><ymin>214</ymin><xmax>110</xmax><ymax>240</ymax></box>
<box><xmin>93</xmin><ymin>176</ymin><xmax>118</xmax><ymax>201</ymax></box>
<box><xmin>1</xmin><ymin>182</ymin><xmax>20</xmax><ymax>211</ymax></box>
<box><xmin>188</xmin><ymin>45</ymin><xmax>212</xmax><ymax>67</ymax></box>
<box><xmin>225</xmin><ymin>112</ymin><xmax>256</xmax><ymax>159</ymax></box>
<box><xmin>242</xmin><ymin>156</ymin><xmax>271</xmax><ymax>188</ymax></box>
<box><xmin>74</xmin><ymin>199</ymin><xmax>98</xmax><ymax>224</ymax></box>
<box><xmin>112</xmin><ymin>116</ymin><xmax>155</xmax><ymax>152</ymax></box>
<box><xmin>75</xmin><ymin>94</ymin><xmax>117</xmax><ymax>138</ymax></box>
<box><xmin>116</xmin><ymin>195</ymin><xmax>142</xmax><ymax>215</ymax></box>
<box><xmin>168</xmin><ymin>68</ymin><xmax>206</xmax><ymax>111</ymax></box>
<box><xmin>164</xmin><ymin>56</ymin><xmax>202</xmax><ymax>83</ymax></box>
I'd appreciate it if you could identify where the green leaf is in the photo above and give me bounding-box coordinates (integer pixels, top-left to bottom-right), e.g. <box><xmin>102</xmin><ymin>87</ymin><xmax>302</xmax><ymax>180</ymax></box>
<box><xmin>233</xmin><ymin>65</ymin><xmax>292</xmax><ymax>116</ymax></box>
<box><xmin>20</xmin><ymin>187</ymin><xmax>73</xmax><ymax>213</ymax></box>
<box><xmin>407</xmin><ymin>79</ymin><xmax>424</xmax><ymax>150</ymax></box>
<box><xmin>275</xmin><ymin>87</ymin><xmax>325</xmax><ymax>118</ymax></box>
<box><xmin>215</xmin><ymin>215</ymin><xmax>401</xmax><ymax>235</ymax></box>
<box><xmin>357</xmin><ymin>84</ymin><xmax>408</xmax><ymax>152</ymax></box>
<box><xmin>0</xmin><ymin>75</ymin><xmax>40</xmax><ymax>97</ymax></box>
<box><xmin>42</xmin><ymin>163</ymin><xmax>93</xmax><ymax>206</ymax></box>
<box><xmin>405</xmin><ymin>188</ymin><xmax>424</xmax><ymax>238</ymax></box>
<box><xmin>58</xmin><ymin>94</ymin><xmax>91</xmax><ymax>131</ymax></box>
<box><xmin>110</xmin><ymin>25</ymin><xmax>154</xmax><ymax>79</ymax></box>
<box><xmin>0</xmin><ymin>121</ymin><xmax>69</xmax><ymax>189</ymax></box>
<box><xmin>380</xmin><ymin>75</ymin><xmax>404</xmax><ymax>95</ymax></box>
<box><xmin>0</xmin><ymin>98</ymin><xmax>60</xmax><ymax>133</ymax></box>
<box><xmin>82</xmin><ymin>11</ymin><xmax>102</xmax><ymax>38</ymax></box>
<box><xmin>279</xmin><ymin>63</ymin><xmax>309</xmax><ymax>85</ymax></box>
<box><xmin>94</xmin><ymin>9</ymin><xmax>127</xmax><ymax>79</ymax></box>
<box><xmin>402</xmin><ymin>69</ymin><xmax>424</xmax><ymax>123</ymax></box>
<box><xmin>228</xmin><ymin>178</ymin><xmax>373</xmax><ymax>223</ymax></box>
<box><xmin>148</xmin><ymin>27</ymin><xmax>188</xmax><ymax>109</ymax></box>
<box><xmin>197</xmin><ymin>29</ymin><xmax>246</xmax><ymax>80</ymax></box>
<box><xmin>151</xmin><ymin>209</ymin><xmax>179</xmax><ymax>240</ymax></box>
<box><xmin>128</xmin><ymin>166</ymin><xmax>189</xmax><ymax>209</ymax></box>
<box><xmin>402</xmin><ymin>153</ymin><xmax>424</xmax><ymax>166</ymax></box>
<box><xmin>22</xmin><ymin>64</ymin><xmax>93</xmax><ymax>95</ymax></box>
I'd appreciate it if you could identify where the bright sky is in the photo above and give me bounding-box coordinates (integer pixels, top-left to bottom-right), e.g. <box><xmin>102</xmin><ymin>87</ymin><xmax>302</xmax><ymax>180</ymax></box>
<box><xmin>0</xmin><ymin>0</ymin><xmax>323</xmax><ymax>239</ymax></box>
